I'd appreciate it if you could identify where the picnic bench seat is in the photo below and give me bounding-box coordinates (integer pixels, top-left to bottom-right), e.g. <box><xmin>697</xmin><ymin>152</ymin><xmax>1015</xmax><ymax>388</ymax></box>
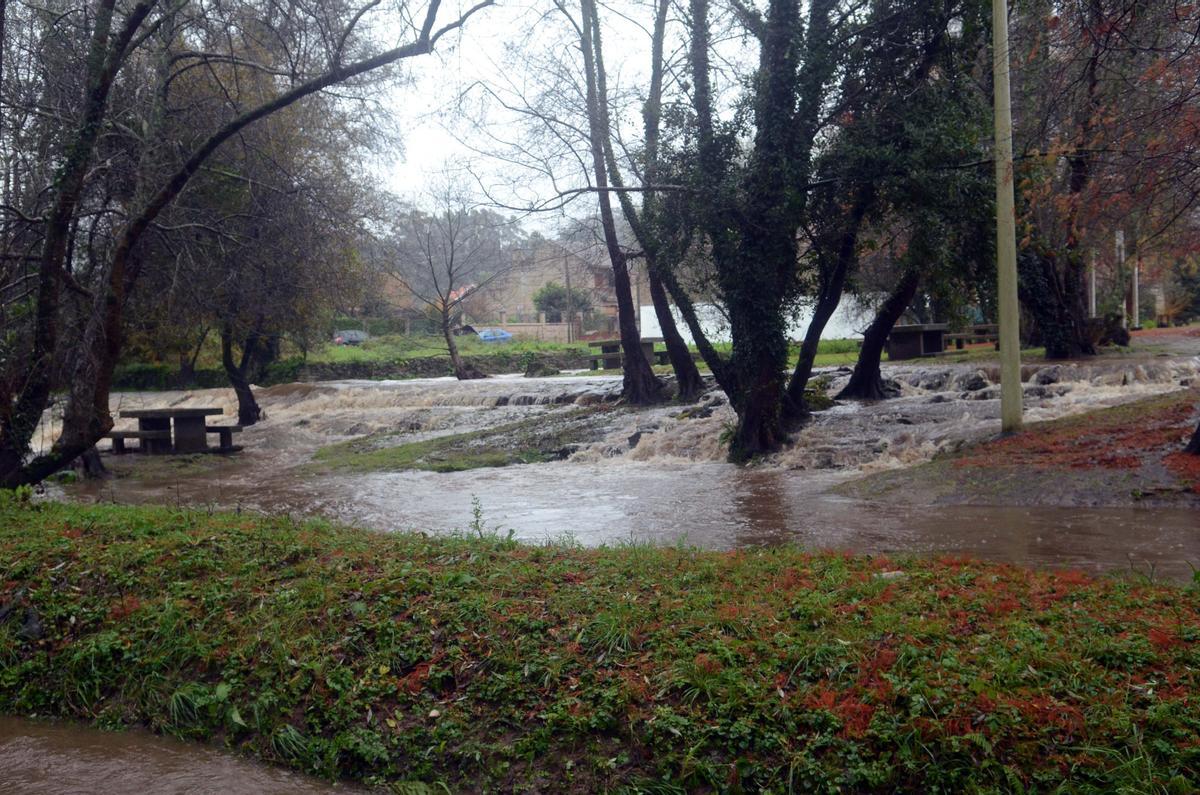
<box><xmin>205</xmin><ymin>424</ymin><xmax>243</xmax><ymax>451</ymax></box>
<box><xmin>106</xmin><ymin>429</ymin><xmax>170</xmax><ymax>454</ymax></box>
<box><xmin>589</xmin><ymin>349</ymin><xmax>673</xmax><ymax>369</ymax></box>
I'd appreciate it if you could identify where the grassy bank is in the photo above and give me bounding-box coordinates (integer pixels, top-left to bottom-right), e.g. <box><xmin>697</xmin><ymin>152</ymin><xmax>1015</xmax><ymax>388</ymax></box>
<box><xmin>307</xmin><ymin>334</ymin><xmax>872</xmax><ymax>371</ymax></box>
<box><xmin>2</xmin><ymin>501</ymin><xmax>1199</xmax><ymax>791</ymax></box>
<box><xmin>310</xmin><ymin>335</ymin><xmax>590</xmax><ymax>365</ymax></box>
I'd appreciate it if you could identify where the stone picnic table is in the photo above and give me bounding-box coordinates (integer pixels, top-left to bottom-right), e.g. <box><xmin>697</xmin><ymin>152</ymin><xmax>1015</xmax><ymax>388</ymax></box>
<box><xmin>885</xmin><ymin>323</ymin><xmax>949</xmax><ymax>360</ymax></box>
<box><xmin>107</xmin><ymin>407</ymin><xmax>242</xmax><ymax>454</ymax></box>
<box><xmin>588</xmin><ymin>337</ymin><xmax>669</xmax><ymax>370</ymax></box>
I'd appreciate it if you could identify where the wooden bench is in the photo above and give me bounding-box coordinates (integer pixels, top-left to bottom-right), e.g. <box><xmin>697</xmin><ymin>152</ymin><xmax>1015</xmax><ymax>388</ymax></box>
<box><xmin>205</xmin><ymin>424</ymin><xmax>243</xmax><ymax>451</ymax></box>
<box><xmin>950</xmin><ymin>336</ymin><xmax>1000</xmax><ymax>351</ymax></box>
<box><xmin>106</xmin><ymin>429</ymin><xmax>170</xmax><ymax>454</ymax></box>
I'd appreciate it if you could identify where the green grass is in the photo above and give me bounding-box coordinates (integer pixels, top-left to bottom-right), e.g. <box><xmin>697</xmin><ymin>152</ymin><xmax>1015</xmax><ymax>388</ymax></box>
<box><xmin>308</xmin><ymin>335</ymin><xmax>590</xmax><ymax>365</ymax></box>
<box><xmin>2</xmin><ymin>499</ymin><xmax>1199</xmax><ymax>791</ymax></box>
<box><xmin>307</xmin><ymin>335</ymin><xmax>873</xmax><ymax>369</ymax></box>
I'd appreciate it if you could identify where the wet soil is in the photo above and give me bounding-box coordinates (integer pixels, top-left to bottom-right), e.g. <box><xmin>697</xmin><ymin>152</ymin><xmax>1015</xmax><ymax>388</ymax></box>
<box><xmin>0</xmin><ymin>717</ymin><xmax>357</xmax><ymax>794</ymax></box>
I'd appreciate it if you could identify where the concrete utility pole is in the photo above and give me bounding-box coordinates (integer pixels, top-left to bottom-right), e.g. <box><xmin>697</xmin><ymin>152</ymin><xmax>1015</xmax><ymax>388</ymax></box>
<box><xmin>993</xmin><ymin>0</ymin><xmax>1022</xmax><ymax>433</ymax></box>
<box><xmin>1116</xmin><ymin>230</ymin><xmax>1126</xmax><ymax>328</ymax></box>
<box><xmin>1088</xmin><ymin>250</ymin><xmax>1097</xmax><ymax>317</ymax></box>
<box><xmin>1132</xmin><ymin>253</ymin><xmax>1141</xmax><ymax>329</ymax></box>
<box><xmin>563</xmin><ymin>250</ymin><xmax>574</xmax><ymax>343</ymax></box>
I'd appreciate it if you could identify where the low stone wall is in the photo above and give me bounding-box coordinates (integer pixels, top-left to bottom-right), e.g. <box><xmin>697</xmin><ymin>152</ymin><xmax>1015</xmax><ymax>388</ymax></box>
<box><xmin>295</xmin><ymin>351</ymin><xmax>592</xmax><ymax>382</ymax></box>
<box><xmin>113</xmin><ymin>351</ymin><xmax>594</xmax><ymax>391</ymax></box>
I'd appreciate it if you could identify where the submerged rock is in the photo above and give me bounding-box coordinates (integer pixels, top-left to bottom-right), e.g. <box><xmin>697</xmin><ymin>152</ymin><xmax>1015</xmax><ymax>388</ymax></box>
<box><xmin>523</xmin><ymin>362</ymin><xmax>561</xmax><ymax>378</ymax></box>
<box><xmin>1034</xmin><ymin>365</ymin><xmax>1062</xmax><ymax>385</ymax></box>
<box><xmin>955</xmin><ymin>370</ymin><xmax>990</xmax><ymax>392</ymax></box>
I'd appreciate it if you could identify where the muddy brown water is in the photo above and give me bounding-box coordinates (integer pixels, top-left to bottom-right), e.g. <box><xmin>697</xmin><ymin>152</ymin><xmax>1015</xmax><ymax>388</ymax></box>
<box><xmin>55</xmin><ymin>360</ymin><xmax>1200</xmax><ymax>581</ymax></box>
<box><xmin>0</xmin><ymin>717</ymin><xmax>359</xmax><ymax>793</ymax></box>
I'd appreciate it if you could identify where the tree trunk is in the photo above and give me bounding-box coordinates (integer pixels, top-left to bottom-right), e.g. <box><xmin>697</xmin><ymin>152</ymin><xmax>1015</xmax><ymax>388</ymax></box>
<box><xmin>221</xmin><ymin>324</ymin><xmax>262</xmax><ymax>426</ymax></box>
<box><xmin>1186</xmin><ymin>419</ymin><xmax>1200</xmax><ymax>455</ymax></box>
<box><xmin>783</xmin><ymin>185</ymin><xmax>874</xmax><ymax>419</ymax></box>
<box><xmin>578</xmin><ymin>0</ymin><xmax>661</xmax><ymax>404</ymax></box>
<box><xmin>648</xmin><ymin>268</ymin><xmax>703</xmax><ymax>400</ymax></box>
<box><xmin>727</xmin><ymin>348</ymin><xmax>788</xmax><ymax>463</ymax></box>
<box><xmin>785</xmin><ymin>288</ymin><xmax>841</xmax><ymax>420</ymax></box>
<box><xmin>178</xmin><ymin>352</ymin><xmax>196</xmax><ymax>387</ymax></box>
<box><xmin>444</xmin><ymin>310</ymin><xmax>483</xmax><ymax>379</ymax></box>
<box><xmin>0</xmin><ymin>0</ymin><xmax>142</xmax><ymax>487</ymax></box>
<box><xmin>178</xmin><ymin>328</ymin><xmax>207</xmax><ymax>388</ymax></box>
<box><xmin>657</xmin><ymin>264</ymin><xmax>734</xmax><ymax>394</ymax></box>
<box><xmin>75</xmin><ymin>447</ymin><xmax>107</xmax><ymax>479</ymax></box>
<box><xmin>837</xmin><ymin>269</ymin><xmax>921</xmax><ymax>400</ymax></box>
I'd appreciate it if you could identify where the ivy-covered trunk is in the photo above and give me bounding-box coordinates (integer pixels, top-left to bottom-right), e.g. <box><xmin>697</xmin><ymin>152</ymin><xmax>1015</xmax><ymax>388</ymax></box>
<box><xmin>1018</xmin><ymin>249</ymin><xmax>1092</xmax><ymax>359</ymax></box>
<box><xmin>837</xmin><ymin>270</ymin><xmax>920</xmax><ymax>400</ymax></box>
<box><xmin>724</xmin><ymin>258</ymin><xmax>791</xmax><ymax>462</ymax></box>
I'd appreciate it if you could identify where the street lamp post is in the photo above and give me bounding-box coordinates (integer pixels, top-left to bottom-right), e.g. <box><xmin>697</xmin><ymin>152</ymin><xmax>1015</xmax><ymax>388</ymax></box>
<box><xmin>993</xmin><ymin>0</ymin><xmax>1022</xmax><ymax>433</ymax></box>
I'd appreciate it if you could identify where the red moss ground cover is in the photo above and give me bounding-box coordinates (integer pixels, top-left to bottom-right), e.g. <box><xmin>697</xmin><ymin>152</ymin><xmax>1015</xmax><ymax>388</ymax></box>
<box><xmin>955</xmin><ymin>389</ymin><xmax>1200</xmax><ymax>490</ymax></box>
<box><xmin>1131</xmin><ymin>325</ymin><xmax>1200</xmax><ymax>339</ymax></box>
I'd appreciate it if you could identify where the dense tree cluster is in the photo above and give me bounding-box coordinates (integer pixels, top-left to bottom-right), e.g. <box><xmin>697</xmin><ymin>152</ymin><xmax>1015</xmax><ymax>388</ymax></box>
<box><xmin>0</xmin><ymin>0</ymin><xmax>491</xmax><ymax>485</ymax></box>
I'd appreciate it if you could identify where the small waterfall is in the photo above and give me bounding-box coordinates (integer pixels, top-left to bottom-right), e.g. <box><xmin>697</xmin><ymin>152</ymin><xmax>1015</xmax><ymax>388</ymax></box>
<box><xmin>578</xmin><ymin>358</ymin><xmax>1200</xmax><ymax>472</ymax></box>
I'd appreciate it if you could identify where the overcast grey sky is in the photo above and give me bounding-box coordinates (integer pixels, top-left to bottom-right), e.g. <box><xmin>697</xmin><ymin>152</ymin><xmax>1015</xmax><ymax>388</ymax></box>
<box><xmin>380</xmin><ymin>0</ymin><xmax>685</xmax><ymax>227</ymax></box>
<box><xmin>383</xmin><ymin>2</ymin><xmax>547</xmax><ymax>201</ymax></box>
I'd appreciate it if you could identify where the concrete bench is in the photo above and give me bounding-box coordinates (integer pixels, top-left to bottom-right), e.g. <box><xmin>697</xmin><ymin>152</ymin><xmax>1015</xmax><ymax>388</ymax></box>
<box><xmin>205</xmin><ymin>425</ymin><xmax>243</xmax><ymax>451</ymax></box>
<box><xmin>106</xmin><ymin>429</ymin><xmax>170</xmax><ymax>454</ymax></box>
<box><xmin>886</xmin><ymin>324</ymin><xmax>949</xmax><ymax>360</ymax></box>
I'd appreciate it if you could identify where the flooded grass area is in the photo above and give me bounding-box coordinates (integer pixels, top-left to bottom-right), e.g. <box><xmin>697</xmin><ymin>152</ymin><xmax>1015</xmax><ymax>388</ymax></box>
<box><xmin>2</xmin><ymin>501</ymin><xmax>1199</xmax><ymax>791</ymax></box>
<box><xmin>10</xmin><ymin>337</ymin><xmax>1200</xmax><ymax>789</ymax></box>
<box><xmin>311</xmin><ymin>407</ymin><xmax>619</xmax><ymax>473</ymax></box>
<box><xmin>840</xmin><ymin>387</ymin><xmax>1200</xmax><ymax>507</ymax></box>
<box><xmin>49</xmin><ymin>350</ymin><xmax>1200</xmax><ymax>577</ymax></box>
<box><xmin>0</xmin><ymin>716</ymin><xmax>356</xmax><ymax>794</ymax></box>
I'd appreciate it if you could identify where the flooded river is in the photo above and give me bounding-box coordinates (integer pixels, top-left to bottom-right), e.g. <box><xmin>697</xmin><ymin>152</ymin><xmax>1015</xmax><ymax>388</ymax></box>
<box><xmin>0</xmin><ymin>717</ymin><xmax>355</xmax><ymax>794</ymax></box>
<box><xmin>50</xmin><ymin>355</ymin><xmax>1200</xmax><ymax>578</ymax></box>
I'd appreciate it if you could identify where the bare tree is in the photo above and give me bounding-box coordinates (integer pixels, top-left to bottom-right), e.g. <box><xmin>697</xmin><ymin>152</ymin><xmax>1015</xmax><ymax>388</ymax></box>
<box><xmin>385</xmin><ymin>186</ymin><xmax>525</xmax><ymax>380</ymax></box>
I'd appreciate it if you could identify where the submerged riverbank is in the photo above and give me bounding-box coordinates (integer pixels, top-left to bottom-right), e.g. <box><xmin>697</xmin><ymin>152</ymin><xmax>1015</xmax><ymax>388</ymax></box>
<box><xmin>2</xmin><ymin>501</ymin><xmax>1199</xmax><ymax>791</ymax></box>
<box><xmin>839</xmin><ymin>386</ymin><xmax>1200</xmax><ymax>507</ymax></box>
<box><xmin>46</xmin><ymin>351</ymin><xmax>1200</xmax><ymax>577</ymax></box>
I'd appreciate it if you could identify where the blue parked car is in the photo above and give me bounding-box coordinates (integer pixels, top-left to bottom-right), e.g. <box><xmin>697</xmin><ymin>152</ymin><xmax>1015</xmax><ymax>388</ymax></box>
<box><xmin>477</xmin><ymin>328</ymin><xmax>514</xmax><ymax>343</ymax></box>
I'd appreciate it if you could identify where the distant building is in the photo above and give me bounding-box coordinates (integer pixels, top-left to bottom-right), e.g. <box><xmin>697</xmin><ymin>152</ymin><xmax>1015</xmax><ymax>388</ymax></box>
<box><xmin>484</xmin><ymin>242</ymin><xmax>648</xmax><ymax>333</ymax></box>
